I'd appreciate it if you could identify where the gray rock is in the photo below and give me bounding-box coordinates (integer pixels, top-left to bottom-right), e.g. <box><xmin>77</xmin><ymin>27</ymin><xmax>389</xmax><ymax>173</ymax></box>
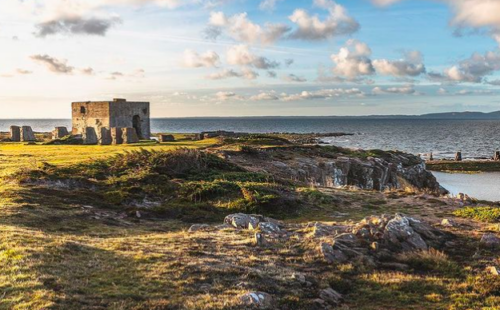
<box><xmin>122</xmin><ymin>127</ymin><xmax>139</xmax><ymax>144</ymax></box>
<box><xmin>240</xmin><ymin>292</ymin><xmax>273</xmax><ymax>309</ymax></box>
<box><xmin>20</xmin><ymin>126</ymin><xmax>36</xmax><ymax>142</ymax></box>
<box><xmin>258</xmin><ymin>222</ymin><xmax>281</xmax><ymax>234</ymax></box>
<box><xmin>320</xmin><ymin>242</ymin><xmax>348</xmax><ymax>264</ymax></box>
<box><xmin>10</xmin><ymin>126</ymin><xmax>20</xmax><ymax>142</ymax></box>
<box><xmin>52</xmin><ymin>127</ymin><xmax>69</xmax><ymax>140</ymax></box>
<box><xmin>83</xmin><ymin>127</ymin><xmax>98</xmax><ymax>145</ymax></box>
<box><xmin>255</xmin><ymin>233</ymin><xmax>267</xmax><ymax>247</ymax></box>
<box><xmin>224</xmin><ymin>213</ymin><xmax>263</xmax><ymax>229</ymax></box>
<box><xmin>480</xmin><ymin>233</ymin><xmax>500</xmax><ymax>248</ymax></box>
<box><xmin>319</xmin><ymin>288</ymin><xmax>343</xmax><ymax>306</ymax></box>
<box><xmin>188</xmin><ymin>224</ymin><xmax>210</xmax><ymax>233</ymax></box>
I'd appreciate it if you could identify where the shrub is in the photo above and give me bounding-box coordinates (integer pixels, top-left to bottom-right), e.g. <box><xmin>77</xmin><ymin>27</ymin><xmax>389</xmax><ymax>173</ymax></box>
<box><xmin>454</xmin><ymin>206</ymin><xmax>500</xmax><ymax>223</ymax></box>
<box><xmin>398</xmin><ymin>249</ymin><xmax>461</xmax><ymax>276</ymax></box>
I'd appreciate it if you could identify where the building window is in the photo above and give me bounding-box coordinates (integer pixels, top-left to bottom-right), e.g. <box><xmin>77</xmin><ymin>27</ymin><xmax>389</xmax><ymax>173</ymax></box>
<box><xmin>80</xmin><ymin>106</ymin><xmax>86</xmax><ymax>114</ymax></box>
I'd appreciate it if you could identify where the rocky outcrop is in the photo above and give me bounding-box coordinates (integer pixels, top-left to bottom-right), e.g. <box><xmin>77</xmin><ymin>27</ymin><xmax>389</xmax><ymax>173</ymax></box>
<box><xmin>226</xmin><ymin>147</ymin><xmax>441</xmax><ymax>193</ymax></box>
<box><xmin>317</xmin><ymin>214</ymin><xmax>446</xmax><ymax>264</ymax></box>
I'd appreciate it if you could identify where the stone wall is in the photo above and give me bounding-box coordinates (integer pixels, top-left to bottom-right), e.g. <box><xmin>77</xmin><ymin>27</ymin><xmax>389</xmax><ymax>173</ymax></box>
<box><xmin>72</xmin><ymin>102</ymin><xmax>111</xmax><ymax>136</ymax></box>
<box><xmin>109</xmin><ymin>101</ymin><xmax>150</xmax><ymax>139</ymax></box>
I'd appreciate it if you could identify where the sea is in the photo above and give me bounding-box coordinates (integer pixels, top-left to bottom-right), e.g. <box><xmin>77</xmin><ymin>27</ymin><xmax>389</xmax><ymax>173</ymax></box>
<box><xmin>1</xmin><ymin>118</ymin><xmax>500</xmax><ymax>201</ymax></box>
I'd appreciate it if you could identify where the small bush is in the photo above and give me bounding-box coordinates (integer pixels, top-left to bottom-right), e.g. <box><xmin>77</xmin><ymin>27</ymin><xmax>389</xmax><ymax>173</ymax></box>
<box><xmin>398</xmin><ymin>249</ymin><xmax>461</xmax><ymax>276</ymax></box>
<box><xmin>454</xmin><ymin>206</ymin><xmax>500</xmax><ymax>223</ymax></box>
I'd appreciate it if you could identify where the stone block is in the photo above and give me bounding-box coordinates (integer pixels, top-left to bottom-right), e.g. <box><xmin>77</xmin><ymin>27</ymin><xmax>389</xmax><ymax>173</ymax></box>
<box><xmin>20</xmin><ymin>126</ymin><xmax>36</xmax><ymax>142</ymax></box>
<box><xmin>122</xmin><ymin>127</ymin><xmax>139</xmax><ymax>144</ymax></box>
<box><xmin>52</xmin><ymin>127</ymin><xmax>69</xmax><ymax>140</ymax></box>
<box><xmin>159</xmin><ymin>134</ymin><xmax>175</xmax><ymax>142</ymax></box>
<box><xmin>111</xmin><ymin>127</ymin><xmax>123</xmax><ymax>145</ymax></box>
<box><xmin>99</xmin><ymin>127</ymin><xmax>112</xmax><ymax>145</ymax></box>
<box><xmin>10</xmin><ymin>126</ymin><xmax>20</xmax><ymax>142</ymax></box>
<box><xmin>83</xmin><ymin>127</ymin><xmax>98</xmax><ymax>145</ymax></box>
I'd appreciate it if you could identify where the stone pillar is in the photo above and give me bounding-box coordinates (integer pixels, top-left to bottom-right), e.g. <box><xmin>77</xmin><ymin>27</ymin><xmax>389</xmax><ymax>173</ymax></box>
<box><xmin>455</xmin><ymin>152</ymin><xmax>462</xmax><ymax>162</ymax></box>
<box><xmin>495</xmin><ymin>151</ymin><xmax>500</xmax><ymax>161</ymax></box>
<box><xmin>99</xmin><ymin>127</ymin><xmax>112</xmax><ymax>145</ymax></box>
<box><xmin>10</xmin><ymin>126</ymin><xmax>21</xmax><ymax>142</ymax></box>
<box><xmin>111</xmin><ymin>127</ymin><xmax>123</xmax><ymax>145</ymax></box>
<box><xmin>83</xmin><ymin>127</ymin><xmax>98</xmax><ymax>145</ymax></box>
<box><xmin>122</xmin><ymin>128</ymin><xmax>139</xmax><ymax>144</ymax></box>
<box><xmin>429</xmin><ymin>152</ymin><xmax>434</xmax><ymax>161</ymax></box>
<box><xmin>159</xmin><ymin>134</ymin><xmax>175</xmax><ymax>142</ymax></box>
<box><xmin>20</xmin><ymin>126</ymin><xmax>36</xmax><ymax>142</ymax></box>
<box><xmin>52</xmin><ymin>127</ymin><xmax>69</xmax><ymax>140</ymax></box>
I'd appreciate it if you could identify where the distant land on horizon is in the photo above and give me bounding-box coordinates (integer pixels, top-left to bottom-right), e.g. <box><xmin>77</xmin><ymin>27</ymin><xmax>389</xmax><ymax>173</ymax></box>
<box><xmin>3</xmin><ymin>110</ymin><xmax>500</xmax><ymax>120</ymax></box>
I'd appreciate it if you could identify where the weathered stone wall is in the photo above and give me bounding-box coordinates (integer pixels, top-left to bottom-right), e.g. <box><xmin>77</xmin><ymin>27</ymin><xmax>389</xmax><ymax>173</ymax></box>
<box><xmin>109</xmin><ymin>101</ymin><xmax>150</xmax><ymax>139</ymax></box>
<box><xmin>72</xmin><ymin>102</ymin><xmax>111</xmax><ymax>136</ymax></box>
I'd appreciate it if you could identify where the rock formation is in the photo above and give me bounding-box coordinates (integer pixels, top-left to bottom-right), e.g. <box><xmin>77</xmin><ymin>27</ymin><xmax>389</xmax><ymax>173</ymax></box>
<box><xmin>52</xmin><ymin>127</ymin><xmax>69</xmax><ymax>140</ymax></box>
<box><xmin>10</xmin><ymin>126</ymin><xmax>20</xmax><ymax>142</ymax></box>
<box><xmin>20</xmin><ymin>126</ymin><xmax>36</xmax><ymax>142</ymax></box>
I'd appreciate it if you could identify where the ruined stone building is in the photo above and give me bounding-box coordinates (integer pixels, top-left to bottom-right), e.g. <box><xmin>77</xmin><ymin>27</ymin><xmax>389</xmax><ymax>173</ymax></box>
<box><xmin>72</xmin><ymin>99</ymin><xmax>151</xmax><ymax>143</ymax></box>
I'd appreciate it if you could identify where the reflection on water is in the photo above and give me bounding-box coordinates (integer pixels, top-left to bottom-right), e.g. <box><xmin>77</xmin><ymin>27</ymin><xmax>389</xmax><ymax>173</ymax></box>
<box><xmin>432</xmin><ymin>172</ymin><xmax>500</xmax><ymax>202</ymax></box>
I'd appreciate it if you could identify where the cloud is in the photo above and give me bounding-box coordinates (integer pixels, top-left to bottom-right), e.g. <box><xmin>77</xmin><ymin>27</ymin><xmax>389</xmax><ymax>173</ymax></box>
<box><xmin>267</xmin><ymin>71</ymin><xmax>277</xmax><ymax>78</ymax></box>
<box><xmin>183</xmin><ymin>49</ymin><xmax>220</xmax><ymax>68</ymax></box>
<box><xmin>226</xmin><ymin>45</ymin><xmax>279</xmax><ymax>69</ymax></box>
<box><xmin>259</xmin><ymin>0</ymin><xmax>282</xmax><ymax>11</ymax></box>
<box><xmin>16</xmin><ymin>69</ymin><xmax>33</xmax><ymax>75</ymax></box>
<box><xmin>35</xmin><ymin>16</ymin><xmax>121</xmax><ymax>37</ymax></box>
<box><xmin>207</xmin><ymin>11</ymin><xmax>290</xmax><ymax>45</ymax></box>
<box><xmin>283</xmin><ymin>74</ymin><xmax>307</xmax><ymax>82</ymax></box>
<box><xmin>372</xmin><ymin>86</ymin><xmax>416</xmax><ymax>95</ymax></box>
<box><xmin>206</xmin><ymin>68</ymin><xmax>258</xmax><ymax>80</ymax></box>
<box><xmin>428</xmin><ymin>50</ymin><xmax>500</xmax><ymax>83</ymax></box>
<box><xmin>214</xmin><ymin>91</ymin><xmax>242</xmax><ymax>101</ymax></box>
<box><xmin>373</xmin><ymin>51</ymin><xmax>426</xmax><ymax>77</ymax></box>
<box><xmin>80</xmin><ymin>67</ymin><xmax>95</xmax><ymax>75</ymax></box>
<box><xmin>249</xmin><ymin>91</ymin><xmax>280</xmax><ymax>101</ymax></box>
<box><xmin>288</xmin><ymin>0</ymin><xmax>359</xmax><ymax>41</ymax></box>
<box><xmin>285</xmin><ymin>59</ymin><xmax>294</xmax><ymax>67</ymax></box>
<box><xmin>330</xmin><ymin>39</ymin><xmax>375</xmax><ymax>78</ymax></box>
<box><xmin>281</xmin><ymin>88</ymin><xmax>364</xmax><ymax>101</ymax></box>
<box><xmin>370</xmin><ymin>0</ymin><xmax>403</xmax><ymax>6</ymax></box>
<box><xmin>30</xmin><ymin>54</ymin><xmax>74</xmax><ymax>74</ymax></box>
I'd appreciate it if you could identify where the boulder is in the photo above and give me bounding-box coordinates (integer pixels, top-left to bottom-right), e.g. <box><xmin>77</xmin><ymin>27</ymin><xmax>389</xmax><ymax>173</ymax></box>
<box><xmin>159</xmin><ymin>134</ymin><xmax>175</xmax><ymax>142</ymax></box>
<box><xmin>52</xmin><ymin>127</ymin><xmax>69</xmax><ymax>140</ymax></box>
<box><xmin>99</xmin><ymin>127</ymin><xmax>112</xmax><ymax>145</ymax></box>
<box><xmin>320</xmin><ymin>242</ymin><xmax>348</xmax><ymax>264</ymax></box>
<box><xmin>224</xmin><ymin>213</ymin><xmax>263</xmax><ymax>229</ymax></box>
<box><xmin>83</xmin><ymin>127</ymin><xmax>98</xmax><ymax>145</ymax></box>
<box><xmin>319</xmin><ymin>288</ymin><xmax>343</xmax><ymax>306</ymax></box>
<box><xmin>122</xmin><ymin>127</ymin><xmax>139</xmax><ymax>144</ymax></box>
<box><xmin>480</xmin><ymin>233</ymin><xmax>500</xmax><ymax>248</ymax></box>
<box><xmin>10</xmin><ymin>126</ymin><xmax>21</xmax><ymax>142</ymax></box>
<box><xmin>20</xmin><ymin>126</ymin><xmax>36</xmax><ymax>142</ymax></box>
<box><xmin>255</xmin><ymin>233</ymin><xmax>267</xmax><ymax>247</ymax></box>
<box><xmin>239</xmin><ymin>292</ymin><xmax>273</xmax><ymax>309</ymax></box>
<box><xmin>188</xmin><ymin>224</ymin><xmax>211</xmax><ymax>233</ymax></box>
<box><xmin>258</xmin><ymin>222</ymin><xmax>281</xmax><ymax>234</ymax></box>
<box><xmin>111</xmin><ymin>127</ymin><xmax>123</xmax><ymax>145</ymax></box>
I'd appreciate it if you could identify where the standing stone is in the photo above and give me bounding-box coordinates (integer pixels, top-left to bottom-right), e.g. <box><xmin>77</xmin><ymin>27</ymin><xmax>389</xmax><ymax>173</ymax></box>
<box><xmin>99</xmin><ymin>127</ymin><xmax>112</xmax><ymax>145</ymax></box>
<box><xmin>83</xmin><ymin>127</ymin><xmax>98</xmax><ymax>145</ymax></box>
<box><xmin>111</xmin><ymin>127</ymin><xmax>123</xmax><ymax>145</ymax></box>
<box><xmin>455</xmin><ymin>152</ymin><xmax>462</xmax><ymax>162</ymax></box>
<box><xmin>159</xmin><ymin>134</ymin><xmax>175</xmax><ymax>142</ymax></box>
<box><xmin>122</xmin><ymin>128</ymin><xmax>139</xmax><ymax>144</ymax></box>
<box><xmin>494</xmin><ymin>151</ymin><xmax>500</xmax><ymax>161</ymax></box>
<box><xmin>20</xmin><ymin>126</ymin><xmax>36</xmax><ymax>142</ymax></box>
<box><xmin>10</xmin><ymin>126</ymin><xmax>21</xmax><ymax>142</ymax></box>
<box><xmin>52</xmin><ymin>127</ymin><xmax>69</xmax><ymax>140</ymax></box>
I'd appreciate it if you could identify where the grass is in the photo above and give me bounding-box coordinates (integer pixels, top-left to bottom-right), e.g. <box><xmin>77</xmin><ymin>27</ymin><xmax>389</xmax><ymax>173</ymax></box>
<box><xmin>426</xmin><ymin>160</ymin><xmax>500</xmax><ymax>172</ymax></box>
<box><xmin>454</xmin><ymin>206</ymin><xmax>500</xmax><ymax>222</ymax></box>
<box><xmin>0</xmin><ymin>135</ymin><xmax>498</xmax><ymax>309</ymax></box>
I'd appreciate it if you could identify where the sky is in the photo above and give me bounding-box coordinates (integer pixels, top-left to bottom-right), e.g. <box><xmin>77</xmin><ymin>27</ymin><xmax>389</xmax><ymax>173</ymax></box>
<box><xmin>1</xmin><ymin>0</ymin><xmax>500</xmax><ymax>118</ymax></box>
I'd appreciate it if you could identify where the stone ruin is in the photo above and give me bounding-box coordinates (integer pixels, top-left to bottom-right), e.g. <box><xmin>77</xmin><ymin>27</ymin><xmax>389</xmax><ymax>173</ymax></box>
<box><xmin>10</xmin><ymin>126</ymin><xmax>36</xmax><ymax>142</ymax></box>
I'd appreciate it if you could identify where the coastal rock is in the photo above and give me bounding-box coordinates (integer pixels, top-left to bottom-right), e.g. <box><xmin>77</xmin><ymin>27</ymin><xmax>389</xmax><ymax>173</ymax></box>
<box><xmin>188</xmin><ymin>224</ymin><xmax>211</xmax><ymax>233</ymax></box>
<box><xmin>319</xmin><ymin>288</ymin><xmax>343</xmax><ymax>306</ymax></box>
<box><xmin>480</xmin><ymin>233</ymin><xmax>500</xmax><ymax>248</ymax></box>
<box><xmin>239</xmin><ymin>292</ymin><xmax>273</xmax><ymax>309</ymax></box>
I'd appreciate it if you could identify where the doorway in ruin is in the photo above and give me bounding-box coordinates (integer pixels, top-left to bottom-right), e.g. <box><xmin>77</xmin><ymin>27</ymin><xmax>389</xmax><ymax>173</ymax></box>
<box><xmin>132</xmin><ymin>115</ymin><xmax>142</xmax><ymax>139</ymax></box>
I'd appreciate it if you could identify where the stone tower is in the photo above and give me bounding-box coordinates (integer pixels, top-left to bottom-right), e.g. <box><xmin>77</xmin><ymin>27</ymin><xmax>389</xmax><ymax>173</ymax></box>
<box><xmin>72</xmin><ymin>98</ymin><xmax>151</xmax><ymax>140</ymax></box>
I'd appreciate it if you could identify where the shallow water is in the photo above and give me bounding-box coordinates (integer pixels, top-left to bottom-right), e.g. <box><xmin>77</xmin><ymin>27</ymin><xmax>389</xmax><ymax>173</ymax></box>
<box><xmin>432</xmin><ymin>171</ymin><xmax>500</xmax><ymax>202</ymax></box>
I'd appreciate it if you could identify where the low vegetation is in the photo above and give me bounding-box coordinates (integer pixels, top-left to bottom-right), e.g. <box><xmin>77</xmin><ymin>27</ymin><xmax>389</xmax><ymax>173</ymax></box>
<box><xmin>426</xmin><ymin>160</ymin><xmax>500</xmax><ymax>172</ymax></box>
<box><xmin>454</xmin><ymin>206</ymin><xmax>500</xmax><ymax>222</ymax></box>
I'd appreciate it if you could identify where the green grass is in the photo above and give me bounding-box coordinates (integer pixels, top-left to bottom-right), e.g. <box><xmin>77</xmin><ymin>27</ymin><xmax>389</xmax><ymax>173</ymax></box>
<box><xmin>454</xmin><ymin>206</ymin><xmax>500</xmax><ymax>223</ymax></box>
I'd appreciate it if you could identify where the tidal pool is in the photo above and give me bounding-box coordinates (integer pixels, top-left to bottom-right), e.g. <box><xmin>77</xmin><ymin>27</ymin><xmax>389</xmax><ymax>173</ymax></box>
<box><xmin>432</xmin><ymin>171</ymin><xmax>500</xmax><ymax>202</ymax></box>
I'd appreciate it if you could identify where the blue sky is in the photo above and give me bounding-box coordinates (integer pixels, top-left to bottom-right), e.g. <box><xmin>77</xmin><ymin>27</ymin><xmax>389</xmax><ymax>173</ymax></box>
<box><xmin>1</xmin><ymin>0</ymin><xmax>500</xmax><ymax>118</ymax></box>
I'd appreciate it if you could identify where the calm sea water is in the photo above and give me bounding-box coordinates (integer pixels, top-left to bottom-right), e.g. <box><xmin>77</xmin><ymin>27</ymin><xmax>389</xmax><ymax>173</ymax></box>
<box><xmin>2</xmin><ymin>118</ymin><xmax>500</xmax><ymax>159</ymax></box>
<box><xmin>2</xmin><ymin>117</ymin><xmax>500</xmax><ymax>201</ymax></box>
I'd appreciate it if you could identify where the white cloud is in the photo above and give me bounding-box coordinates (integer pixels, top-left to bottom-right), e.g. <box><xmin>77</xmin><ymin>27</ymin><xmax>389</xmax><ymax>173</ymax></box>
<box><xmin>288</xmin><ymin>0</ymin><xmax>359</xmax><ymax>41</ymax></box>
<box><xmin>372</xmin><ymin>86</ymin><xmax>416</xmax><ymax>95</ymax></box>
<box><xmin>259</xmin><ymin>0</ymin><xmax>282</xmax><ymax>11</ymax></box>
<box><xmin>249</xmin><ymin>92</ymin><xmax>280</xmax><ymax>101</ymax></box>
<box><xmin>207</xmin><ymin>11</ymin><xmax>290</xmax><ymax>45</ymax></box>
<box><xmin>281</xmin><ymin>88</ymin><xmax>364</xmax><ymax>101</ymax></box>
<box><xmin>283</xmin><ymin>74</ymin><xmax>307</xmax><ymax>82</ymax></box>
<box><xmin>226</xmin><ymin>45</ymin><xmax>279</xmax><ymax>69</ymax></box>
<box><xmin>183</xmin><ymin>49</ymin><xmax>220</xmax><ymax>68</ymax></box>
<box><xmin>330</xmin><ymin>39</ymin><xmax>375</xmax><ymax>78</ymax></box>
<box><xmin>214</xmin><ymin>91</ymin><xmax>242</xmax><ymax>101</ymax></box>
<box><xmin>373</xmin><ymin>51</ymin><xmax>426</xmax><ymax>77</ymax></box>
<box><xmin>206</xmin><ymin>68</ymin><xmax>258</xmax><ymax>80</ymax></box>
